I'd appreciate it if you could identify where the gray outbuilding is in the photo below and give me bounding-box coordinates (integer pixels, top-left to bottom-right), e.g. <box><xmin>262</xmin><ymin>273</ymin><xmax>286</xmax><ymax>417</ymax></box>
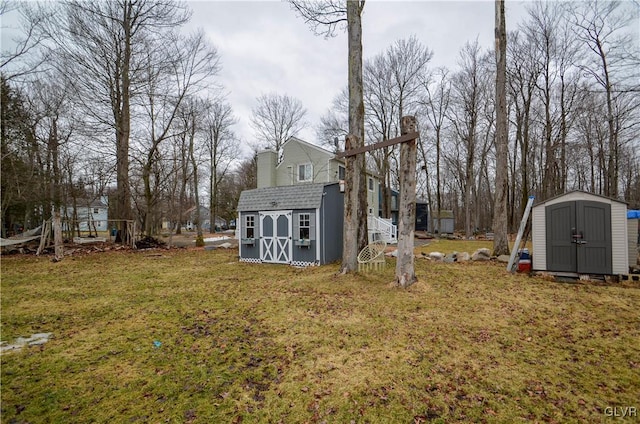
<box><xmin>531</xmin><ymin>191</ymin><xmax>629</xmax><ymax>275</ymax></box>
<box><xmin>236</xmin><ymin>182</ymin><xmax>344</xmax><ymax>266</ymax></box>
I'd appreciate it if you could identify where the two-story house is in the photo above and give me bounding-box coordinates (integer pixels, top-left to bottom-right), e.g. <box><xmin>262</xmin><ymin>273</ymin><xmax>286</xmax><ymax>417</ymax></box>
<box><xmin>237</xmin><ymin>137</ymin><xmax>396</xmax><ymax>266</ymax></box>
<box><xmin>61</xmin><ymin>197</ymin><xmax>109</xmax><ymax>234</ymax></box>
<box><xmin>256</xmin><ymin>137</ymin><xmax>380</xmax><ymax>215</ymax></box>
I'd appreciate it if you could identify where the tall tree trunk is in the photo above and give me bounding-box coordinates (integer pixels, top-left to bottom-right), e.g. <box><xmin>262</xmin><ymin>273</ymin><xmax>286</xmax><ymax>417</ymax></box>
<box><xmin>464</xmin><ymin>140</ymin><xmax>475</xmax><ymax>239</ymax></box>
<box><xmin>209</xmin><ymin>144</ymin><xmax>216</xmax><ymax>234</ymax></box>
<box><xmin>189</xmin><ymin>117</ymin><xmax>204</xmax><ymax>246</ymax></box>
<box><xmin>116</xmin><ymin>2</ymin><xmax>133</xmax><ymax>239</ymax></box>
<box><xmin>435</xmin><ymin>126</ymin><xmax>442</xmax><ymax>232</ymax></box>
<box><xmin>342</xmin><ymin>0</ymin><xmax>367</xmax><ymax>273</ymax></box>
<box><xmin>492</xmin><ymin>0</ymin><xmax>509</xmax><ymax>256</ymax></box>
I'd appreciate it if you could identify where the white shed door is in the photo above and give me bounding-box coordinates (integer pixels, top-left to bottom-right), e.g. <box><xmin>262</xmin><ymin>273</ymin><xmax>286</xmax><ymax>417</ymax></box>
<box><xmin>259</xmin><ymin>211</ymin><xmax>292</xmax><ymax>264</ymax></box>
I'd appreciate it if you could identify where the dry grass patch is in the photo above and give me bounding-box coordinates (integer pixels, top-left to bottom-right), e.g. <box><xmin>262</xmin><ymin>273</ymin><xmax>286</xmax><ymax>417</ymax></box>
<box><xmin>1</xmin><ymin>248</ymin><xmax>639</xmax><ymax>423</ymax></box>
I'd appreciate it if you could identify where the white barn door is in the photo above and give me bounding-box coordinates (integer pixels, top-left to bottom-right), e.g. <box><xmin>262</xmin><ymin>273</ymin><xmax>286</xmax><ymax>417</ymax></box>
<box><xmin>259</xmin><ymin>211</ymin><xmax>292</xmax><ymax>264</ymax></box>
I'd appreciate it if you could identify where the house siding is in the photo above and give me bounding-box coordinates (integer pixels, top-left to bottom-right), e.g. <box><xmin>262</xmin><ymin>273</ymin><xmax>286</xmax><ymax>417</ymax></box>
<box><xmin>62</xmin><ymin>204</ymin><xmax>109</xmax><ymax>232</ymax></box>
<box><xmin>532</xmin><ymin>206</ymin><xmax>546</xmax><ymax>270</ymax></box>
<box><xmin>292</xmin><ymin>209</ymin><xmax>317</xmax><ymax>264</ymax></box>
<box><xmin>277</xmin><ymin>139</ymin><xmax>333</xmax><ymax>185</ymax></box>
<box><xmin>321</xmin><ymin>184</ymin><xmax>344</xmax><ymax>263</ymax></box>
<box><xmin>328</xmin><ymin>159</ymin><xmax>344</xmax><ymax>183</ymax></box>
<box><xmin>366</xmin><ymin>176</ymin><xmax>380</xmax><ymax>216</ymax></box>
<box><xmin>611</xmin><ymin>201</ymin><xmax>628</xmax><ymax>274</ymax></box>
<box><xmin>239</xmin><ymin>212</ymin><xmax>260</xmax><ymax>260</ymax></box>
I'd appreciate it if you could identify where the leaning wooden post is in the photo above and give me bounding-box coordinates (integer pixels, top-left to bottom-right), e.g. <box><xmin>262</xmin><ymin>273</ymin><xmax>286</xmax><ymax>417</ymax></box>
<box><xmin>53</xmin><ymin>211</ymin><xmax>64</xmax><ymax>262</ymax></box>
<box><xmin>395</xmin><ymin>116</ymin><xmax>418</xmax><ymax>288</ymax></box>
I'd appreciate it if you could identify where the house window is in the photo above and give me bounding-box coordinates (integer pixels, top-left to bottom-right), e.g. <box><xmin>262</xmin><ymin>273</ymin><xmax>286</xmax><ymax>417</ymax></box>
<box><xmin>298</xmin><ymin>163</ymin><xmax>312</xmax><ymax>182</ymax></box>
<box><xmin>245</xmin><ymin>215</ymin><xmax>255</xmax><ymax>238</ymax></box>
<box><xmin>299</xmin><ymin>213</ymin><xmax>310</xmax><ymax>240</ymax></box>
<box><xmin>338</xmin><ymin>165</ymin><xmax>345</xmax><ymax>180</ymax></box>
<box><xmin>93</xmin><ymin>208</ymin><xmax>99</xmax><ymax>214</ymax></box>
<box><xmin>368</xmin><ymin>177</ymin><xmax>374</xmax><ymax>191</ymax></box>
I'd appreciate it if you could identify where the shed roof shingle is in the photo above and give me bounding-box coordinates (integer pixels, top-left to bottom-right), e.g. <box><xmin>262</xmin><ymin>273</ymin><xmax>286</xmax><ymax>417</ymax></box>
<box><xmin>237</xmin><ymin>183</ymin><xmax>336</xmax><ymax>212</ymax></box>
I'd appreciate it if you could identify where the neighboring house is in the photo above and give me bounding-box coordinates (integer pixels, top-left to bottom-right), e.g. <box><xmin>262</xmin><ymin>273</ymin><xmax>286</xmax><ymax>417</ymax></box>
<box><xmin>162</xmin><ymin>205</ymin><xmax>228</xmax><ymax>232</ymax></box>
<box><xmin>62</xmin><ymin>198</ymin><xmax>109</xmax><ymax>232</ymax></box>
<box><xmin>379</xmin><ymin>189</ymin><xmax>429</xmax><ymax>231</ymax></box>
<box><xmin>255</xmin><ymin>136</ymin><xmax>393</xmax><ymax>243</ymax></box>
<box><xmin>237</xmin><ymin>183</ymin><xmax>343</xmax><ymax>266</ymax></box>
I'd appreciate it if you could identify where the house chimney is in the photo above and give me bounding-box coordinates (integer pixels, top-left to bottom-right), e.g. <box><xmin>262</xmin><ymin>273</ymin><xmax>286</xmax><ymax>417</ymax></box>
<box><xmin>257</xmin><ymin>149</ymin><xmax>277</xmax><ymax>188</ymax></box>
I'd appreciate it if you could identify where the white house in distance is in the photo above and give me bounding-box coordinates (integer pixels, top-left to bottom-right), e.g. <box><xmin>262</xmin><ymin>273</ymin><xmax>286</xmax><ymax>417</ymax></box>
<box><xmin>255</xmin><ymin>137</ymin><xmax>395</xmax><ymax>242</ymax></box>
<box><xmin>61</xmin><ymin>197</ymin><xmax>109</xmax><ymax>233</ymax></box>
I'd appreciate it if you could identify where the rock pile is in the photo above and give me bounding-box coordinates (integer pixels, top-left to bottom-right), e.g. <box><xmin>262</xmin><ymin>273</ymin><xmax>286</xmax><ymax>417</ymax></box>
<box><xmin>420</xmin><ymin>248</ymin><xmax>496</xmax><ymax>263</ymax></box>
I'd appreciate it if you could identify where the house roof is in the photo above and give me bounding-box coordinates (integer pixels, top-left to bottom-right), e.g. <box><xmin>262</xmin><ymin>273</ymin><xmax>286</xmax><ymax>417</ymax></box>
<box><xmin>532</xmin><ymin>190</ymin><xmax>627</xmax><ymax>207</ymax></box>
<box><xmin>282</xmin><ymin>136</ymin><xmax>337</xmax><ymax>156</ymax></box>
<box><xmin>433</xmin><ymin>210</ymin><xmax>454</xmax><ymax>219</ymax></box>
<box><xmin>237</xmin><ymin>183</ymin><xmax>337</xmax><ymax>212</ymax></box>
<box><xmin>66</xmin><ymin>198</ymin><xmax>108</xmax><ymax>208</ymax></box>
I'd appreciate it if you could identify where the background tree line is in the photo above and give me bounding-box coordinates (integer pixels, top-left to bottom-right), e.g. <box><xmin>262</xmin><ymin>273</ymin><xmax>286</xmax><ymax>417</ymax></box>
<box><xmin>1</xmin><ymin>0</ymin><xmax>251</xmax><ymax>238</ymax></box>
<box><xmin>316</xmin><ymin>1</ymin><xmax>639</xmax><ymax>237</ymax></box>
<box><xmin>2</xmin><ymin>1</ymin><xmax>638</xmax><ymax>240</ymax></box>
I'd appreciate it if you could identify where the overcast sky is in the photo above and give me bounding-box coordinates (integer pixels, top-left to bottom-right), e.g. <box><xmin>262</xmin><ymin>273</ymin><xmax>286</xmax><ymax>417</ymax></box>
<box><xmin>1</xmin><ymin>1</ymin><xmax>531</xmax><ymax>155</ymax></box>
<box><xmin>187</xmin><ymin>0</ymin><xmax>530</xmax><ymax>152</ymax></box>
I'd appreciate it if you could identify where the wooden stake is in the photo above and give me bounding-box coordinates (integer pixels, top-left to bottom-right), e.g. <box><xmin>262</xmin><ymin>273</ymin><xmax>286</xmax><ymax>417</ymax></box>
<box><xmin>395</xmin><ymin>116</ymin><xmax>418</xmax><ymax>288</ymax></box>
<box><xmin>53</xmin><ymin>212</ymin><xmax>63</xmax><ymax>262</ymax></box>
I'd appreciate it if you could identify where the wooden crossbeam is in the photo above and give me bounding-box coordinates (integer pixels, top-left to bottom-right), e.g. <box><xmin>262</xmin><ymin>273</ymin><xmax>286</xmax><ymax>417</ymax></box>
<box><xmin>335</xmin><ymin>131</ymin><xmax>420</xmax><ymax>158</ymax></box>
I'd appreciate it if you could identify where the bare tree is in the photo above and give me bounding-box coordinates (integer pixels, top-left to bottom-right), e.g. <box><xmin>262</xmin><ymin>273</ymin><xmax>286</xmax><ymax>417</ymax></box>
<box><xmin>419</xmin><ymin>68</ymin><xmax>451</xmax><ymax>232</ymax></box>
<box><xmin>316</xmin><ymin>87</ymin><xmax>349</xmax><ymax>150</ymax></box>
<box><xmin>0</xmin><ymin>2</ymin><xmax>51</xmax><ymax>80</ymax></box>
<box><xmin>250</xmin><ymin>93</ymin><xmax>307</xmax><ymax>157</ymax></box>
<box><xmin>492</xmin><ymin>0</ymin><xmax>509</xmax><ymax>256</ymax></box>
<box><xmin>49</xmin><ymin>0</ymin><xmax>191</xmax><ymax>239</ymax></box>
<box><xmin>571</xmin><ymin>0</ymin><xmax>639</xmax><ymax>198</ymax></box>
<box><xmin>449</xmin><ymin>40</ymin><xmax>486</xmax><ymax>238</ymax></box>
<box><xmin>363</xmin><ymin>54</ymin><xmax>398</xmax><ymax>219</ymax></box>
<box><xmin>507</xmin><ymin>29</ymin><xmax>541</xmax><ymax>226</ymax></box>
<box><xmin>204</xmin><ymin>98</ymin><xmax>239</xmax><ymax>234</ymax></box>
<box><xmin>288</xmin><ymin>0</ymin><xmax>347</xmax><ymax>37</ymax></box>
<box><xmin>136</xmin><ymin>30</ymin><xmax>220</xmax><ymax>235</ymax></box>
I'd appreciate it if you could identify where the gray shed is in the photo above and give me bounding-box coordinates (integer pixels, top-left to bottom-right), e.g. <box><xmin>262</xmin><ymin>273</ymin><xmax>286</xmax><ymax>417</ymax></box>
<box><xmin>236</xmin><ymin>183</ymin><xmax>343</xmax><ymax>266</ymax></box>
<box><xmin>532</xmin><ymin>191</ymin><xmax>629</xmax><ymax>275</ymax></box>
<box><xmin>430</xmin><ymin>210</ymin><xmax>454</xmax><ymax>234</ymax></box>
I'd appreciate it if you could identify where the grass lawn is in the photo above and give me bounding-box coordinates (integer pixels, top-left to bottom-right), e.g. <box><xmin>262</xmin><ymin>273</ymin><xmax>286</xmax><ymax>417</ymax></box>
<box><xmin>1</xmin><ymin>247</ymin><xmax>638</xmax><ymax>423</ymax></box>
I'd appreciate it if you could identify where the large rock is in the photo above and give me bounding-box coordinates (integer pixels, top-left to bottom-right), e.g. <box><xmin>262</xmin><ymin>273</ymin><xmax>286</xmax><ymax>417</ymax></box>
<box><xmin>444</xmin><ymin>252</ymin><xmax>458</xmax><ymax>263</ymax></box>
<box><xmin>472</xmin><ymin>248</ymin><xmax>491</xmax><ymax>261</ymax></box>
<box><xmin>457</xmin><ymin>252</ymin><xmax>470</xmax><ymax>262</ymax></box>
<box><xmin>497</xmin><ymin>254</ymin><xmax>511</xmax><ymax>263</ymax></box>
<box><xmin>429</xmin><ymin>251</ymin><xmax>444</xmax><ymax>261</ymax></box>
